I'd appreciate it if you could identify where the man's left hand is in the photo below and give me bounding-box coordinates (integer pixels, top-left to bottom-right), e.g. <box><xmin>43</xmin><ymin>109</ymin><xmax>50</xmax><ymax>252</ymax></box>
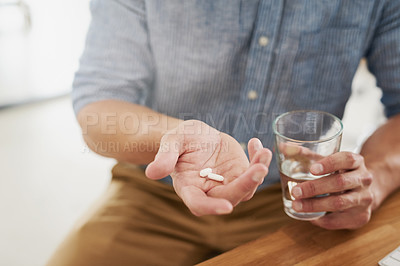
<box><xmin>291</xmin><ymin>152</ymin><xmax>374</xmax><ymax>229</ymax></box>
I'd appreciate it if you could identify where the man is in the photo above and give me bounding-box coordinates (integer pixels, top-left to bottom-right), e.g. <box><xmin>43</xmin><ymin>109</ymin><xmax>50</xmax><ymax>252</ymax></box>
<box><xmin>48</xmin><ymin>1</ymin><xmax>400</xmax><ymax>265</ymax></box>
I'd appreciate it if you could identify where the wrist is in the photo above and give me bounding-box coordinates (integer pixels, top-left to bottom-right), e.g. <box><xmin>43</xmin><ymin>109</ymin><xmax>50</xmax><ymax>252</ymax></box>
<box><xmin>366</xmin><ymin>162</ymin><xmax>395</xmax><ymax>211</ymax></box>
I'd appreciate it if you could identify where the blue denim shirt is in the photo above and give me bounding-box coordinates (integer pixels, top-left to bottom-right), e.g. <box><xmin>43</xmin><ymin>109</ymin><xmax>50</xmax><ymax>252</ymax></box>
<box><xmin>73</xmin><ymin>0</ymin><xmax>400</xmax><ymax>187</ymax></box>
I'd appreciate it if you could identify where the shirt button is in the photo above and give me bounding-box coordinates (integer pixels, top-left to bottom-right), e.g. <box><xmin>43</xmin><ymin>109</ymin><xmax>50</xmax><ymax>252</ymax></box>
<box><xmin>247</xmin><ymin>90</ymin><xmax>258</xmax><ymax>100</ymax></box>
<box><xmin>240</xmin><ymin>142</ymin><xmax>247</xmax><ymax>150</ymax></box>
<box><xmin>258</xmin><ymin>36</ymin><xmax>269</xmax><ymax>47</ymax></box>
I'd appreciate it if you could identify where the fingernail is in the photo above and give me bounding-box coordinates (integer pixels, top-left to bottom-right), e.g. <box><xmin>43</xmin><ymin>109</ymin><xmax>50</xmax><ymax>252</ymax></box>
<box><xmin>293</xmin><ymin>201</ymin><xmax>302</xmax><ymax>211</ymax></box>
<box><xmin>216</xmin><ymin>209</ymin><xmax>229</xmax><ymax>215</ymax></box>
<box><xmin>253</xmin><ymin>139</ymin><xmax>262</xmax><ymax>151</ymax></box>
<box><xmin>252</xmin><ymin>172</ymin><xmax>265</xmax><ymax>182</ymax></box>
<box><xmin>291</xmin><ymin>186</ymin><xmax>303</xmax><ymax>198</ymax></box>
<box><xmin>216</xmin><ymin>206</ymin><xmax>232</xmax><ymax>215</ymax></box>
<box><xmin>311</xmin><ymin>163</ymin><xmax>323</xmax><ymax>174</ymax></box>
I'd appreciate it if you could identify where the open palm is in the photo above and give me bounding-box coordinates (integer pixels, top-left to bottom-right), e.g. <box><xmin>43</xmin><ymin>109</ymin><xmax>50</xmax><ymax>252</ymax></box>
<box><xmin>146</xmin><ymin>120</ymin><xmax>272</xmax><ymax>216</ymax></box>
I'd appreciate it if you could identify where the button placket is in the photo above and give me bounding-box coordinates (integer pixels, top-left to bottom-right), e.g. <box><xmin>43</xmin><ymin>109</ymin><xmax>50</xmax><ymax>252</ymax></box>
<box><xmin>234</xmin><ymin>0</ymin><xmax>285</xmax><ymax>143</ymax></box>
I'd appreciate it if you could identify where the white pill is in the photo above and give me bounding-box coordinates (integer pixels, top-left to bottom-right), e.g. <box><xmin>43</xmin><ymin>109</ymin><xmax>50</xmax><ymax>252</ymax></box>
<box><xmin>207</xmin><ymin>173</ymin><xmax>224</xmax><ymax>182</ymax></box>
<box><xmin>199</xmin><ymin>168</ymin><xmax>213</xmax><ymax>177</ymax></box>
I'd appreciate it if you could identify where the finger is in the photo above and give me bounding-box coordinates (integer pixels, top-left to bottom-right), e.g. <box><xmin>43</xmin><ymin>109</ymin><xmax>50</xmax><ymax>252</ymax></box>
<box><xmin>241</xmin><ymin>162</ymin><xmax>269</xmax><ymax>202</ymax></box>
<box><xmin>248</xmin><ymin>138</ymin><xmax>263</xmax><ymax>162</ymax></box>
<box><xmin>250</xmin><ymin>148</ymin><xmax>273</xmax><ymax>167</ymax></box>
<box><xmin>208</xmin><ymin>163</ymin><xmax>268</xmax><ymax>205</ymax></box>
<box><xmin>291</xmin><ymin>170</ymin><xmax>372</xmax><ymax>199</ymax></box>
<box><xmin>310</xmin><ymin>152</ymin><xmax>364</xmax><ymax>176</ymax></box>
<box><xmin>310</xmin><ymin>207</ymin><xmax>372</xmax><ymax>230</ymax></box>
<box><xmin>180</xmin><ymin>185</ymin><xmax>233</xmax><ymax>216</ymax></box>
<box><xmin>145</xmin><ymin>133</ymin><xmax>183</xmax><ymax>180</ymax></box>
<box><xmin>278</xmin><ymin>142</ymin><xmax>324</xmax><ymax>161</ymax></box>
<box><xmin>241</xmin><ymin>173</ymin><xmax>264</xmax><ymax>202</ymax></box>
<box><xmin>292</xmin><ymin>189</ymin><xmax>374</xmax><ymax>213</ymax></box>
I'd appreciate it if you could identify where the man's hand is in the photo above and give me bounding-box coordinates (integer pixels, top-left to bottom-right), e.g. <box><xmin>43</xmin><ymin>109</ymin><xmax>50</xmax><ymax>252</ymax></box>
<box><xmin>145</xmin><ymin>120</ymin><xmax>272</xmax><ymax>216</ymax></box>
<box><xmin>291</xmin><ymin>152</ymin><xmax>374</xmax><ymax>230</ymax></box>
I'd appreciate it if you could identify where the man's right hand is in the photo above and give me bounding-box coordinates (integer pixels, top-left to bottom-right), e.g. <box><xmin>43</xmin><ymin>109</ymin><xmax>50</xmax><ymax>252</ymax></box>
<box><xmin>145</xmin><ymin>120</ymin><xmax>272</xmax><ymax>216</ymax></box>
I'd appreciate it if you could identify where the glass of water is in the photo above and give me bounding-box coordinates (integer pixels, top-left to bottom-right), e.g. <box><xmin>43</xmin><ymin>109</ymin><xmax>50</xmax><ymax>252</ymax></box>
<box><xmin>273</xmin><ymin>110</ymin><xmax>343</xmax><ymax>221</ymax></box>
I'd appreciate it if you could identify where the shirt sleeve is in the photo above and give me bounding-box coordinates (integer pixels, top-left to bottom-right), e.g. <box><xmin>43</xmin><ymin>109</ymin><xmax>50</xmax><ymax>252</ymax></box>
<box><xmin>72</xmin><ymin>0</ymin><xmax>154</xmax><ymax>115</ymax></box>
<box><xmin>366</xmin><ymin>0</ymin><xmax>400</xmax><ymax>118</ymax></box>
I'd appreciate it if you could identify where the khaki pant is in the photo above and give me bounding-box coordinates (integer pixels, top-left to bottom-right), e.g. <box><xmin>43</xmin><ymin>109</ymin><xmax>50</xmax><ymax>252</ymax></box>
<box><xmin>47</xmin><ymin>162</ymin><xmax>291</xmax><ymax>266</ymax></box>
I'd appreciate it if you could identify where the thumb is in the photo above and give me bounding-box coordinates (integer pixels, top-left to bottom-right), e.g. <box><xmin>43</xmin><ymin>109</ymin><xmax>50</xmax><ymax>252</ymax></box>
<box><xmin>145</xmin><ymin>133</ymin><xmax>183</xmax><ymax>180</ymax></box>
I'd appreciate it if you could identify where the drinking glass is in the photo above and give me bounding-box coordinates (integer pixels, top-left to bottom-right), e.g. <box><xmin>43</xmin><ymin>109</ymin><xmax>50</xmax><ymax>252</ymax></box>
<box><xmin>273</xmin><ymin>110</ymin><xmax>343</xmax><ymax>220</ymax></box>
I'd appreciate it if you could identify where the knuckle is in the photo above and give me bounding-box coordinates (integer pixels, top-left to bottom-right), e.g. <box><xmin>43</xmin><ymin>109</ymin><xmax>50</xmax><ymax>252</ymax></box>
<box><xmin>355</xmin><ymin>175</ymin><xmax>363</xmax><ymax>188</ymax></box>
<box><xmin>333</xmin><ymin>196</ymin><xmax>347</xmax><ymax>210</ymax></box>
<box><xmin>345</xmin><ymin>152</ymin><xmax>358</xmax><ymax>166</ymax></box>
<box><xmin>305</xmin><ymin>181</ymin><xmax>317</xmax><ymax>196</ymax></box>
<box><xmin>362</xmin><ymin>172</ymin><xmax>373</xmax><ymax>186</ymax></box>
<box><xmin>363</xmin><ymin>196</ymin><xmax>373</xmax><ymax>207</ymax></box>
<box><xmin>362</xmin><ymin>191</ymin><xmax>374</xmax><ymax>206</ymax></box>
<box><xmin>335</xmin><ymin>174</ymin><xmax>347</xmax><ymax>189</ymax></box>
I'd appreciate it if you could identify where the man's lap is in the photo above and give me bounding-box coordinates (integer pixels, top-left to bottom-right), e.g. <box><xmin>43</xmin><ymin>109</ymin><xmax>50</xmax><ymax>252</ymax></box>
<box><xmin>47</xmin><ymin>162</ymin><xmax>291</xmax><ymax>266</ymax></box>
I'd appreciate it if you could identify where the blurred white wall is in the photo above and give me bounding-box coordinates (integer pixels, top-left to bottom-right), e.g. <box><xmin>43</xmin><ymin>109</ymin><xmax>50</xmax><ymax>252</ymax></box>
<box><xmin>341</xmin><ymin>61</ymin><xmax>386</xmax><ymax>152</ymax></box>
<box><xmin>0</xmin><ymin>2</ymin><xmax>115</xmax><ymax>266</ymax></box>
<box><xmin>0</xmin><ymin>97</ymin><xmax>114</xmax><ymax>266</ymax></box>
<box><xmin>0</xmin><ymin>0</ymin><xmax>90</xmax><ymax>105</ymax></box>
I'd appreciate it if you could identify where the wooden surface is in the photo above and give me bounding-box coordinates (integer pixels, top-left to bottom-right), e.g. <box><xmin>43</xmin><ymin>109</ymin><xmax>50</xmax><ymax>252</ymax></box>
<box><xmin>199</xmin><ymin>190</ymin><xmax>400</xmax><ymax>266</ymax></box>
